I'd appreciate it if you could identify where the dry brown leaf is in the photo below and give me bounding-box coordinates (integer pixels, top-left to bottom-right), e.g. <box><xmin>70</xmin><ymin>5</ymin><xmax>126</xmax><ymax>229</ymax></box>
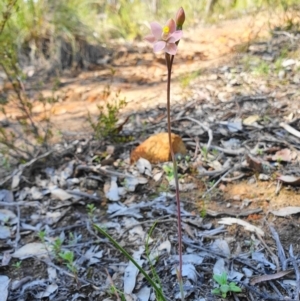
<box><xmin>272</xmin><ymin>148</ymin><xmax>293</xmax><ymax>162</ymax></box>
<box><xmin>130</xmin><ymin>132</ymin><xmax>187</xmax><ymax>164</ymax></box>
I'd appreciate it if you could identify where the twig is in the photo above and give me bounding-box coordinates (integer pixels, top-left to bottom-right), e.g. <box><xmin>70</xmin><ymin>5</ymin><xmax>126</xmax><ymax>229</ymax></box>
<box><xmin>105</xmin><ymin>268</ymin><xmax>121</xmax><ymax>301</ymax></box>
<box><xmin>279</xmin><ymin>122</ymin><xmax>300</xmax><ymax>139</ymax></box>
<box><xmin>178</xmin><ymin>116</ymin><xmax>213</xmax><ymax>151</ymax></box>
<box><xmin>43</xmin><ymin>259</ymin><xmax>100</xmax><ymax>290</ymax></box>
<box><xmin>76</xmin><ymin>165</ymin><xmax>135</xmax><ymax>179</ymax></box>
<box><xmin>66</xmin><ymin>190</ymin><xmax>101</xmax><ymax>201</ymax></box>
<box><xmin>289</xmin><ymin>245</ymin><xmax>300</xmax><ymax>299</ymax></box>
<box><xmin>186</xmin><ymin>141</ymin><xmax>245</xmax><ymax>155</ymax></box>
<box><xmin>269</xmin><ymin>225</ymin><xmax>287</xmax><ymax>270</ymax></box>
<box><xmin>205</xmin><ymin>208</ymin><xmax>262</xmax><ymax>217</ymax></box>
<box><xmin>240</xmin><ymin>281</ymin><xmax>296</xmax><ymax>301</ymax></box>
<box><xmin>202</xmin><ymin>168</ymin><xmax>232</xmax><ymax>198</ymax></box>
<box><xmin>0</xmin><ymin>150</ymin><xmax>53</xmax><ymax>187</ymax></box>
<box><xmin>250</xmin><ymin>269</ymin><xmax>293</xmax><ymax>285</ymax></box>
<box><xmin>0</xmin><ymin>201</ymin><xmax>40</xmax><ymax>208</ymax></box>
<box><xmin>118</xmin><ymin>215</ymin><xmax>173</xmax><ymax>239</ymax></box>
<box><xmin>14</xmin><ymin>203</ymin><xmax>21</xmax><ymax>248</ymax></box>
<box><xmin>0</xmin><ymin>0</ymin><xmax>18</xmax><ymax>34</ymax></box>
<box><xmin>192</xmin><ymin>136</ymin><xmax>200</xmax><ymax>161</ymax></box>
<box><xmin>256</xmin><ymin>232</ymin><xmax>280</xmax><ymax>272</ymax></box>
<box><xmin>222</xmin><ymin>173</ymin><xmax>245</xmax><ymax>182</ymax></box>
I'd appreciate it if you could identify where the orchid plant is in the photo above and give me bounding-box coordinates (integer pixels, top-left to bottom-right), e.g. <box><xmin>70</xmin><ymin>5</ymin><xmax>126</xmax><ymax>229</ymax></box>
<box><xmin>145</xmin><ymin>7</ymin><xmax>186</xmax><ymax>300</ymax></box>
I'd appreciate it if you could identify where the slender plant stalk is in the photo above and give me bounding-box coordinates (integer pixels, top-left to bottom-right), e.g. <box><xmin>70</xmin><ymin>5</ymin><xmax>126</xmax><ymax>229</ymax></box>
<box><xmin>165</xmin><ymin>53</ymin><xmax>183</xmax><ymax>288</ymax></box>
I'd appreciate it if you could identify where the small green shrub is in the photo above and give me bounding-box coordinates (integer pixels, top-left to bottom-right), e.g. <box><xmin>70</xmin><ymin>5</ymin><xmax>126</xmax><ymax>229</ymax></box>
<box><xmin>88</xmin><ymin>90</ymin><xmax>126</xmax><ymax>141</ymax></box>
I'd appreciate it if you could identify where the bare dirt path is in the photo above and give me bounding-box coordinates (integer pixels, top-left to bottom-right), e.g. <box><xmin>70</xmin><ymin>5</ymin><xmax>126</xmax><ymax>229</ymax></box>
<box><xmin>1</xmin><ymin>12</ymin><xmax>276</xmax><ymax>135</ymax></box>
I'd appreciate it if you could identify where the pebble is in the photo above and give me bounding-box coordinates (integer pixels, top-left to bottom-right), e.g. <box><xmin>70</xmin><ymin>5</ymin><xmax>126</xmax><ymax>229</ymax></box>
<box><xmin>278</xmin><ymin>70</ymin><xmax>285</xmax><ymax>80</ymax></box>
<box><xmin>282</xmin><ymin>59</ymin><xmax>296</xmax><ymax>68</ymax></box>
<box><xmin>242</xmin><ymin>198</ymin><xmax>251</xmax><ymax>207</ymax></box>
<box><xmin>217</xmin><ymin>91</ymin><xmax>231</xmax><ymax>102</ymax></box>
<box><xmin>248</xmin><ymin>177</ymin><xmax>256</xmax><ymax>184</ymax></box>
<box><xmin>293</xmin><ymin>74</ymin><xmax>300</xmax><ymax>84</ymax></box>
<box><xmin>259</xmin><ymin>174</ymin><xmax>270</xmax><ymax>181</ymax></box>
<box><xmin>232</xmin><ymin>195</ymin><xmax>241</xmax><ymax>201</ymax></box>
<box><xmin>262</xmin><ymin>54</ymin><xmax>274</xmax><ymax>62</ymax></box>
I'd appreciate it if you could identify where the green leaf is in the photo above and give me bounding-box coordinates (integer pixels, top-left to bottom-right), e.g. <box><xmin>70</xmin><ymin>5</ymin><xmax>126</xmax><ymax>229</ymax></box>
<box><xmin>229</xmin><ymin>282</ymin><xmax>242</xmax><ymax>292</ymax></box>
<box><xmin>220</xmin><ymin>272</ymin><xmax>228</xmax><ymax>284</ymax></box>
<box><xmin>213</xmin><ymin>272</ymin><xmax>228</xmax><ymax>285</ymax></box>
<box><xmin>220</xmin><ymin>284</ymin><xmax>229</xmax><ymax>294</ymax></box>
<box><xmin>213</xmin><ymin>274</ymin><xmax>223</xmax><ymax>285</ymax></box>
<box><xmin>211</xmin><ymin>288</ymin><xmax>220</xmax><ymax>295</ymax></box>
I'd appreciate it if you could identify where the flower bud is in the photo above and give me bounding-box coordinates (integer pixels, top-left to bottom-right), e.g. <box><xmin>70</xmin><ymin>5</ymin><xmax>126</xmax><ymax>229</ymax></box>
<box><xmin>175</xmin><ymin>7</ymin><xmax>185</xmax><ymax>30</ymax></box>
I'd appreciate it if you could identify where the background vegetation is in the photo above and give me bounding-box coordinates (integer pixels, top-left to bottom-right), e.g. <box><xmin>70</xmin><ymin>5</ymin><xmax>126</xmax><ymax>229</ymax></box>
<box><xmin>0</xmin><ymin>0</ymin><xmax>299</xmax><ymax>169</ymax></box>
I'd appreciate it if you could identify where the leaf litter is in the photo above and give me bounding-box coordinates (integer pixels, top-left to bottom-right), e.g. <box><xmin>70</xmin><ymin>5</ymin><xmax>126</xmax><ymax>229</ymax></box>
<box><xmin>0</xmin><ymin>23</ymin><xmax>300</xmax><ymax>301</ymax></box>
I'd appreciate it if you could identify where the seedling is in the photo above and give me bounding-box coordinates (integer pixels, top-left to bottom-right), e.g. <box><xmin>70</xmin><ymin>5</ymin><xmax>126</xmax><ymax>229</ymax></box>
<box><xmin>59</xmin><ymin>251</ymin><xmax>77</xmax><ymax>274</ymax></box>
<box><xmin>12</xmin><ymin>261</ymin><xmax>22</xmax><ymax>269</ymax></box>
<box><xmin>52</xmin><ymin>238</ymin><xmax>63</xmax><ymax>258</ymax></box>
<box><xmin>87</xmin><ymin>204</ymin><xmax>96</xmax><ymax>221</ymax></box>
<box><xmin>201</xmin><ymin>146</ymin><xmax>208</xmax><ymax>160</ymax></box>
<box><xmin>163</xmin><ymin>163</ymin><xmax>175</xmax><ymax>181</ymax></box>
<box><xmin>256</xmin><ymin>148</ymin><xmax>264</xmax><ymax>156</ymax></box>
<box><xmin>38</xmin><ymin>230</ymin><xmax>46</xmax><ymax>243</ymax></box>
<box><xmin>68</xmin><ymin>232</ymin><xmax>81</xmax><ymax>245</ymax></box>
<box><xmin>212</xmin><ymin>272</ymin><xmax>242</xmax><ymax>298</ymax></box>
<box><xmin>108</xmin><ymin>285</ymin><xmax>126</xmax><ymax>301</ymax></box>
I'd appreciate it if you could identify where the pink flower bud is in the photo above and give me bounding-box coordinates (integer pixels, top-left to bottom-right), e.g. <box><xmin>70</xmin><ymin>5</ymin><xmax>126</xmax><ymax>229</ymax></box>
<box><xmin>175</xmin><ymin>7</ymin><xmax>185</xmax><ymax>30</ymax></box>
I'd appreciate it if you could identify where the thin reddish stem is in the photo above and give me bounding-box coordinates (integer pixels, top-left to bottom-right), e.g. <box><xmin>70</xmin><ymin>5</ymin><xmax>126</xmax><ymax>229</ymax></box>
<box><xmin>165</xmin><ymin>53</ymin><xmax>183</xmax><ymax>282</ymax></box>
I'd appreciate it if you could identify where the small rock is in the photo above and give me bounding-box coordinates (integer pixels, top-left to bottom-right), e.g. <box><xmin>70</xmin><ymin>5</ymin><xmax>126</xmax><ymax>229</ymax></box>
<box><xmin>217</xmin><ymin>91</ymin><xmax>231</xmax><ymax>102</ymax></box>
<box><xmin>219</xmin><ymin>184</ymin><xmax>226</xmax><ymax>192</ymax></box>
<box><xmin>207</xmin><ymin>74</ymin><xmax>218</xmax><ymax>81</ymax></box>
<box><xmin>219</xmin><ymin>66</ymin><xmax>229</xmax><ymax>72</ymax></box>
<box><xmin>278</xmin><ymin>70</ymin><xmax>285</xmax><ymax>80</ymax></box>
<box><xmin>205</xmin><ymin>84</ymin><xmax>215</xmax><ymax>92</ymax></box>
<box><xmin>262</xmin><ymin>54</ymin><xmax>274</xmax><ymax>62</ymax></box>
<box><xmin>282</xmin><ymin>59</ymin><xmax>296</xmax><ymax>68</ymax></box>
<box><xmin>259</xmin><ymin>174</ymin><xmax>270</xmax><ymax>181</ymax></box>
<box><xmin>249</xmin><ymin>44</ymin><xmax>267</xmax><ymax>53</ymax></box>
<box><xmin>248</xmin><ymin>177</ymin><xmax>256</xmax><ymax>184</ymax></box>
<box><xmin>292</xmin><ymin>74</ymin><xmax>300</xmax><ymax>84</ymax></box>
<box><xmin>85</xmin><ymin>178</ymin><xmax>99</xmax><ymax>190</ymax></box>
<box><xmin>232</xmin><ymin>195</ymin><xmax>241</xmax><ymax>201</ymax></box>
<box><xmin>242</xmin><ymin>198</ymin><xmax>251</xmax><ymax>207</ymax></box>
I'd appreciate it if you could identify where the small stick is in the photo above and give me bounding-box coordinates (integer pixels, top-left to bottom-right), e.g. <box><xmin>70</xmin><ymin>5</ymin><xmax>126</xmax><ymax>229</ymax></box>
<box><xmin>178</xmin><ymin>116</ymin><xmax>213</xmax><ymax>151</ymax></box>
<box><xmin>202</xmin><ymin>168</ymin><xmax>232</xmax><ymax>198</ymax></box>
<box><xmin>289</xmin><ymin>245</ymin><xmax>300</xmax><ymax>299</ymax></box>
<box><xmin>279</xmin><ymin>122</ymin><xmax>300</xmax><ymax>139</ymax></box>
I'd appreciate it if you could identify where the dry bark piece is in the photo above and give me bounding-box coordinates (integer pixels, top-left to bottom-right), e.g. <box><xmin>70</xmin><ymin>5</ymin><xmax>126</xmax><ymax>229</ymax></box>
<box><xmin>130</xmin><ymin>132</ymin><xmax>187</xmax><ymax>164</ymax></box>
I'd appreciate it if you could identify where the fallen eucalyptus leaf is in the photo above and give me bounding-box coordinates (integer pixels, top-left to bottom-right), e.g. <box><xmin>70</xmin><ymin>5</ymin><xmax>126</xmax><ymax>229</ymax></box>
<box><xmin>0</xmin><ymin>275</ymin><xmax>10</xmax><ymax>301</ymax></box>
<box><xmin>0</xmin><ymin>226</ymin><xmax>11</xmax><ymax>239</ymax></box>
<box><xmin>271</xmin><ymin>207</ymin><xmax>300</xmax><ymax>217</ymax></box>
<box><xmin>12</xmin><ymin>243</ymin><xmax>48</xmax><ymax>259</ymax></box>
<box><xmin>278</xmin><ymin>175</ymin><xmax>300</xmax><ymax>186</ymax></box>
<box><xmin>218</xmin><ymin>217</ymin><xmax>264</xmax><ymax>236</ymax></box>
